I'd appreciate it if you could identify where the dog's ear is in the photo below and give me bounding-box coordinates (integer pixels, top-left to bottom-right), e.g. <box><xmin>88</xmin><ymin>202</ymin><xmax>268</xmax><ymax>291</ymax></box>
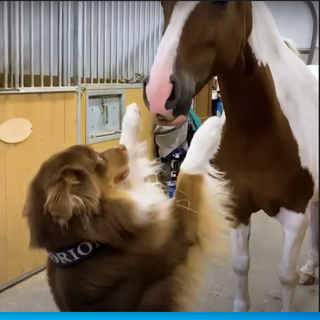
<box><xmin>44</xmin><ymin>165</ymin><xmax>100</xmax><ymax>225</ymax></box>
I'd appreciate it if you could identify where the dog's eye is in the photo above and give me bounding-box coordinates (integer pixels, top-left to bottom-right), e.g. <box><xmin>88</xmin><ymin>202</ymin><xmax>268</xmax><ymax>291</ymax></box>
<box><xmin>96</xmin><ymin>153</ymin><xmax>103</xmax><ymax>161</ymax></box>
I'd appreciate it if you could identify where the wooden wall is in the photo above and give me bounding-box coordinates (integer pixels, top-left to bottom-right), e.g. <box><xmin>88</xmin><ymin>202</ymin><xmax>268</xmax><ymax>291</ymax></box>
<box><xmin>0</xmin><ymin>84</ymin><xmax>211</xmax><ymax>290</ymax></box>
<box><xmin>0</xmin><ymin>93</ymin><xmax>77</xmax><ymax>288</ymax></box>
<box><xmin>194</xmin><ymin>79</ymin><xmax>213</xmax><ymax>122</ymax></box>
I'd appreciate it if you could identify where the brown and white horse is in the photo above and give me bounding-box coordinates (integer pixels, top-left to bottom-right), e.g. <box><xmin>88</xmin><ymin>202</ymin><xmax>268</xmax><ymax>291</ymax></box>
<box><xmin>143</xmin><ymin>1</ymin><xmax>318</xmax><ymax>312</ymax></box>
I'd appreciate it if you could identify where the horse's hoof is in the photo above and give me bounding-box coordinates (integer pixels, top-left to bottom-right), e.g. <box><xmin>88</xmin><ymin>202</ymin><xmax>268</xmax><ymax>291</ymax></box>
<box><xmin>299</xmin><ymin>272</ymin><xmax>316</xmax><ymax>286</ymax></box>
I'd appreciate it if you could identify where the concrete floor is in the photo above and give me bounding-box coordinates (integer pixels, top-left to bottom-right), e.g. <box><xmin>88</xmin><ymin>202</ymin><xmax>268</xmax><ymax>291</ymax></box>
<box><xmin>0</xmin><ymin>211</ymin><xmax>318</xmax><ymax>312</ymax></box>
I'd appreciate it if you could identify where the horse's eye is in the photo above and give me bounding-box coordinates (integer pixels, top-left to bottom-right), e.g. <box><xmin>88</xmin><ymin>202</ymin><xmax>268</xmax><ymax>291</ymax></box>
<box><xmin>212</xmin><ymin>1</ymin><xmax>229</xmax><ymax>6</ymax></box>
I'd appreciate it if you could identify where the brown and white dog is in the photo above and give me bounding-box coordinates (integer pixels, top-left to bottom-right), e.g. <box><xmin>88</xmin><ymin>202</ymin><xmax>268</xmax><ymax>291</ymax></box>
<box><xmin>23</xmin><ymin>103</ymin><xmax>231</xmax><ymax>312</ymax></box>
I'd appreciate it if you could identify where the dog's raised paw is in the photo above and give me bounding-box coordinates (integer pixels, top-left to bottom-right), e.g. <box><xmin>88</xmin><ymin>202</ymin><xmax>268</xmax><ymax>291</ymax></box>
<box><xmin>191</xmin><ymin>116</ymin><xmax>222</xmax><ymax>156</ymax></box>
<box><xmin>180</xmin><ymin>116</ymin><xmax>223</xmax><ymax>175</ymax></box>
<box><xmin>196</xmin><ymin>116</ymin><xmax>222</xmax><ymax>146</ymax></box>
<box><xmin>123</xmin><ymin>103</ymin><xmax>141</xmax><ymax>127</ymax></box>
<box><xmin>120</xmin><ymin>103</ymin><xmax>142</xmax><ymax>147</ymax></box>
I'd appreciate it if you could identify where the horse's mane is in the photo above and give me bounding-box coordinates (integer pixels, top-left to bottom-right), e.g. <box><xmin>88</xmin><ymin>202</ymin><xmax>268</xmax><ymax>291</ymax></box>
<box><xmin>283</xmin><ymin>38</ymin><xmax>300</xmax><ymax>57</ymax></box>
<box><xmin>249</xmin><ymin>2</ymin><xmax>301</xmax><ymax>65</ymax></box>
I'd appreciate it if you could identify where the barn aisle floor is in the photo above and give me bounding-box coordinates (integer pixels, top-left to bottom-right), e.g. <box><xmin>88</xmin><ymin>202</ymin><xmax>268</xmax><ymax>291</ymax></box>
<box><xmin>0</xmin><ymin>211</ymin><xmax>318</xmax><ymax>312</ymax></box>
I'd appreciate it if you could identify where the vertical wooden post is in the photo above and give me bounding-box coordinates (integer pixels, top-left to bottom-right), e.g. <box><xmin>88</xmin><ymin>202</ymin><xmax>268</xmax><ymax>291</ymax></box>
<box><xmin>194</xmin><ymin>79</ymin><xmax>213</xmax><ymax>123</ymax></box>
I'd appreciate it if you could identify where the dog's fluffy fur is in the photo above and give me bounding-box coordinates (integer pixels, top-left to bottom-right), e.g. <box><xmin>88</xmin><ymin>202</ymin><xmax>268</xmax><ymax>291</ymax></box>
<box><xmin>24</xmin><ymin>103</ymin><xmax>232</xmax><ymax>312</ymax></box>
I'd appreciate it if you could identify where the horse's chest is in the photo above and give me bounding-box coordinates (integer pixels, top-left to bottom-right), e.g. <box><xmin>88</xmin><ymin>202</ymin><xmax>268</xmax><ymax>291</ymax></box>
<box><xmin>217</xmin><ymin>120</ymin><xmax>306</xmax><ymax>165</ymax></box>
<box><xmin>214</xmin><ymin>129</ymin><xmax>314</xmax><ymax>215</ymax></box>
<box><xmin>215</xmin><ymin>128</ymin><xmax>303</xmax><ymax>186</ymax></box>
<box><xmin>214</xmin><ymin>132</ymin><xmax>277</xmax><ymax>173</ymax></box>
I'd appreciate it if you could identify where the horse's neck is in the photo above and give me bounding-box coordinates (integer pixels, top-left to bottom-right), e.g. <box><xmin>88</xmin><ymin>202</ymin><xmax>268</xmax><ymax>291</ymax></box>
<box><xmin>217</xmin><ymin>44</ymin><xmax>279</xmax><ymax>131</ymax></box>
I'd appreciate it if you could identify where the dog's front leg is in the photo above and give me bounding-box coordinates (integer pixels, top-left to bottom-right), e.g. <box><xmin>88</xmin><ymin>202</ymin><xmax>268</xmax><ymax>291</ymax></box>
<box><xmin>119</xmin><ymin>103</ymin><xmax>141</xmax><ymax>152</ymax></box>
<box><xmin>175</xmin><ymin>116</ymin><xmax>225</xmax><ymax>243</ymax></box>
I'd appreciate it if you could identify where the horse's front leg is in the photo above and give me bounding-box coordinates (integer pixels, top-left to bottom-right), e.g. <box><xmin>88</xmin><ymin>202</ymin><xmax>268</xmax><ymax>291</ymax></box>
<box><xmin>276</xmin><ymin>208</ymin><xmax>309</xmax><ymax>312</ymax></box>
<box><xmin>231</xmin><ymin>221</ymin><xmax>252</xmax><ymax>312</ymax></box>
<box><xmin>299</xmin><ymin>201</ymin><xmax>319</xmax><ymax>285</ymax></box>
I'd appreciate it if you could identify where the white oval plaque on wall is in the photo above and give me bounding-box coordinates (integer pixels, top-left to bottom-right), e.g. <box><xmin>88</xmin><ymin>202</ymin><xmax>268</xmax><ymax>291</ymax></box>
<box><xmin>0</xmin><ymin>118</ymin><xmax>33</xmax><ymax>144</ymax></box>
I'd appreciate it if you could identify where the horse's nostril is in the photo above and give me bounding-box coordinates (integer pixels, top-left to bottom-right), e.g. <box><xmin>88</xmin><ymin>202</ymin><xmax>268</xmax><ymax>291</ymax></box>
<box><xmin>167</xmin><ymin>74</ymin><xmax>178</xmax><ymax>103</ymax></box>
<box><xmin>165</xmin><ymin>75</ymin><xmax>180</xmax><ymax>111</ymax></box>
<box><xmin>142</xmin><ymin>75</ymin><xmax>150</xmax><ymax>108</ymax></box>
<box><xmin>167</xmin><ymin>84</ymin><xmax>176</xmax><ymax>102</ymax></box>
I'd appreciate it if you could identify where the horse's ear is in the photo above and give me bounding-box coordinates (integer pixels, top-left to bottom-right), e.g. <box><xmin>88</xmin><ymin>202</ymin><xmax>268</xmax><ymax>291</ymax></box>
<box><xmin>44</xmin><ymin>165</ymin><xmax>99</xmax><ymax>225</ymax></box>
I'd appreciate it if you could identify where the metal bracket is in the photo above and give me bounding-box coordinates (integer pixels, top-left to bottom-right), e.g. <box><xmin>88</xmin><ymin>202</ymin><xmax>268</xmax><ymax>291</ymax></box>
<box><xmin>85</xmin><ymin>90</ymin><xmax>125</xmax><ymax>145</ymax></box>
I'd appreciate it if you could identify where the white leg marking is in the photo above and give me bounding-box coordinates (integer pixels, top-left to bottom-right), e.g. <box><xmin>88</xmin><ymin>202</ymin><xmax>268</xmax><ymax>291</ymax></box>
<box><xmin>300</xmin><ymin>201</ymin><xmax>319</xmax><ymax>285</ymax></box>
<box><xmin>180</xmin><ymin>116</ymin><xmax>223</xmax><ymax>175</ymax></box>
<box><xmin>119</xmin><ymin>103</ymin><xmax>141</xmax><ymax>150</ymax></box>
<box><xmin>275</xmin><ymin>208</ymin><xmax>309</xmax><ymax>312</ymax></box>
<box><xmin>231</xmin><ymin>222</ymin><xmax>251</xmax><ymax>312</ymax></box>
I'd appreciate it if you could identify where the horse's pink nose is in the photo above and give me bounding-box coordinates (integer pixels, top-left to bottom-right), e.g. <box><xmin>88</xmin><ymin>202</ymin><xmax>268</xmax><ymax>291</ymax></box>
<box><xmin>143</xmin><ymin>74</ymin><xmax>180</xmax><ymax>120</ymax></box>
<box><xmin>143</xmin><ymin>74</ymin><xmax>193</xmax><ymax>126</ymax></box>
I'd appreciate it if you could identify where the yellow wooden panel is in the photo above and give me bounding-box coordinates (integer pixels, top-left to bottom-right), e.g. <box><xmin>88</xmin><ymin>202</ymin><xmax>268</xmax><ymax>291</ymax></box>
<box><xmin>80</xmin><ymin>92</ymin><xmax>86</xmax><ymax>146</ymax></box>
<box><xmin>0</xmin><ymin>93</ymin><xmax>77</xmax><ymax>287</ymax></box>
<box><xmin>5</xmin><ymin>100</ymin><xmax>24</xmax><ymax>281</ymax></box>
<box><xmin>92</xmin><ymin>139</ymin><xmax>120</xmax><ymax>152</ymax></box>
<box><xmin>194</xmin><ymin>81</ymin><xmax>213</xmax><ymax>122</ymax></box>
<box><xmin>64</xmin><ymin>95</ymin><xmax>78</xmax><ymax>147</ymax></box>
<box><xmin>0</xmin><ymin>98</ymin><xmax>7</xmax><ymax>285</ymax></box>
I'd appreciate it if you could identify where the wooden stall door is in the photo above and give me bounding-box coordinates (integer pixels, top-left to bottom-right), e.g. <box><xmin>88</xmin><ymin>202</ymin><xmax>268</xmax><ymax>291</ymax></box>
<box><xmin>0</xmin><ymin>93</ymin><xmax>77</xmax><ymax>289</ymax></box>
